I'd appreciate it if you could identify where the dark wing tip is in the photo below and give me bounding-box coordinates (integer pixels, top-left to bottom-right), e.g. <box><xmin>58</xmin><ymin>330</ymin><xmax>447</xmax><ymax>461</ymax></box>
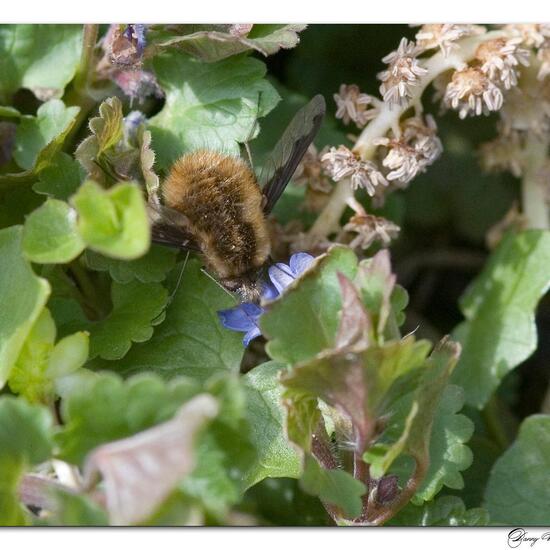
<box><xmin>262</xmin><ymin>94</ymin><xmax>327</xmax><ymax>214</ymax></box>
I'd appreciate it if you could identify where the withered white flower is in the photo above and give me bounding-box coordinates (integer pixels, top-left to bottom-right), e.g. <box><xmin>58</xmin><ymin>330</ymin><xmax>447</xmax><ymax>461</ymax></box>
<box><xmin>415</xmin><ymin>24</ymin><xmax>484</xmax><ymax>57</ymax></box>
<box><xmin>333</xmin><ymin>84</ymin><xmax>377</xmax><ymax>127</ymax></box>
<box><xmin>476</xmin><ymin>37</ymin><xmax>530</xmax><ymax>90</ymax></box>
<box><xmin>500</xmin><ymin>84</ymin><xmax>550</xmax><ymax>136</ymax></box>
<box><xmin>321</xmin><ymin>145</ymin><xmax>388</xmax><ymax>196</ymax></box>
<box><xmin>538</xmin><ymin>46</ymin><xmax>550</xmax><ymax>81</ymax></box>
<box><xmin>504</xmin><ymin>24</ymin><xmax>550</xmax><ymax>48</ymax></box>
<box><xmin>83</xmin><ymin>394</ymin><xmax>219</xmax><ymax>526</ymax></box>
<box><xmin>375</xmin><ymin>115</ymin><xmax>443</xmax><ymax>185</ymax></box>
<box><xmin>444</xmin><ymin>67</ymin><xmax>504</xmax><ymax>118</ymax></box>
<box><xmin>344</xmin><ymin>213</ymin><xmax>400</xmax><ymax>250</ymax></box>
<box><xmin>479</xmin><ymin>130</ymin><xmax>525</xmax><ymax>177</ymax></box>
<box><xmin>378</xmin><ymin>38</ymin><xmax>428</xmax><ymax>107</ymax></box>
<box><xmin>293</xmin><ymin>144</ymin><xmax>333</xmax><ymax>193</ymax></box>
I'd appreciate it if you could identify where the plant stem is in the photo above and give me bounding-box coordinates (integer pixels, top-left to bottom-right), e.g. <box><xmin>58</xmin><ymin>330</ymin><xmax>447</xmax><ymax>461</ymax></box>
<box><xmin>74</xmin><ymin>25</ymin><xmax>99</xmax><ymax>95</ymax></box>
<box><xmin>482</xmin><ymin>395</ymin><xmax>511</xmax><ymax>451</ymax></box>
<box><xmin>369</xmin><ymin>457</ymin><xmax>427</xmax><ymax>525</ymax></box>
<box><xmin>521</xmin><ymin>133</ymin><xmax>549</xmax><ymax>230</ymax></box>
<box><xmin>307</xmin><ymin>30</ymin><xmax>506</xmax><ymax>242</ymax></box>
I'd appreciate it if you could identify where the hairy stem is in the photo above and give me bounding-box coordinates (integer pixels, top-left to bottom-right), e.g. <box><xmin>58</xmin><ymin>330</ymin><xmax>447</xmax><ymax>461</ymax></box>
<box><xmin>307</xmin><ymin>30</ymin><xmax>506</xmax><ymax>242</ymax></box>
<box><xmin>74</xmin><ymin>25</ymin><xmax>99</xmax><ymax>95</ymax></box>
<box><xmin>369</xmin><ymin>456</ymin><xmax>428</xmax><ymax>525</ymax></box>
<box><xmin>521</xmin><ymin>133</ymin><xmax>549</xmax><ymax>230</ymax></box>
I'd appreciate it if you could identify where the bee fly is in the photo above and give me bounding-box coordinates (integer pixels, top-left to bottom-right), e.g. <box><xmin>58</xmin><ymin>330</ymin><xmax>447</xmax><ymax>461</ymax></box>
<box><xmin>148</xmin><ymin>94</ymin><xmax>326</xmax><ymax>302</ymax></box>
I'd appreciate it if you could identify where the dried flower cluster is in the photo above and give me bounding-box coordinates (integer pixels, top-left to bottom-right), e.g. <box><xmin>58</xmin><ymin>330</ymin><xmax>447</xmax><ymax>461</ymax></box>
<box><xmin>415</xmin><ymin>24</ymin><xmax>484</xmax><ymax>57</ymax></box>
<box><xmin>334</xmin><ymin>84</ymin><xmax>377</xmax><ymax>127</ymax></box>
<box><xmin>375</xmin><ymin>115</ymin><xmax>443</xmax><ymax>185</ymax></box>
<box><xmin>378</xmin><ymin>38</ymin><xmax>427</xmax><ymax>107</ymax></box>
<box><xmin>321</xmin><ymin>146</ymin><xmax>388</xmax><ymax>196</ymax></box>
<box><xmin>343</xmin><ymin>212</ymin><xmax>400</xmax><ymax>250</ymax></box>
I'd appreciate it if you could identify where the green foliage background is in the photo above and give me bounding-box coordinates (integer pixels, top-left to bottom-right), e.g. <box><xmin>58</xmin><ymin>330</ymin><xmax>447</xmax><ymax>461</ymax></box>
<box><xmin>0</xmin><ymin>24</ymin><xmax>549</xmax><ymax>526</ymax></box>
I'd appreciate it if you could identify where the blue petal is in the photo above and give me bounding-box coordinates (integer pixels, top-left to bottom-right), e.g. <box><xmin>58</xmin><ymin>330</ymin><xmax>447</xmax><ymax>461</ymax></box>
<box><xmin>289</xmin><ymin>252</ymin><xmax>315</xmax><ymax>276</ymax></box>
<box><xmin>268</xmin><ymin>263</ymin><xmax>295</xmax><ymax>294</ymax></box>
<box><xmin>243</xmin><ymin>326</ymin><xmax>262</xmax><ymax>346</ymax></box>
<box><xmin>218</xmin><ymin>303</ymin><xmax>262</xmax><ymax>332</ymax></box>
<box><xmin>261</xmin><ymin>281</ymin><xmax>280</xmax><ymax>301</ymax></box>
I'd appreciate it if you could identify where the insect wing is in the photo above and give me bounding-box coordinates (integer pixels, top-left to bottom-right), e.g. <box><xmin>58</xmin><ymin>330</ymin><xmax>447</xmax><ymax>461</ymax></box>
<box><xmin>147</xmin><ymin>201</ymin><xmax>201</xmax><ymax>252</ymax></box>
<box><xmin>261</xmin><ymin>94</ymin><xmax>326</xmax><ymax>214</ymax></box>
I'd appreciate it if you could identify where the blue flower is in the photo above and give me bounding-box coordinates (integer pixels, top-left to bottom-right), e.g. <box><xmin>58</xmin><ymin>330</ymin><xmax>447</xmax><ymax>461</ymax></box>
<box><xmin>218</xmin><ymin>252</ymin><xmax>315</xmax><ymax>346</ymax></box>
<box><xmin>218</xmin><ymin>302</ymin><xmax>263</xmax><ymax>347</ymax></box>
<box><xmin>268</xmin><ymin>252</ymin><xmax>315</xmax><ymax>295</ymax></box>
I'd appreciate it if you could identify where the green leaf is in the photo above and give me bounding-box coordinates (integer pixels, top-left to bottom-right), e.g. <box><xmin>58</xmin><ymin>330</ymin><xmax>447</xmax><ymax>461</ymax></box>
<box><xmin>101</xmin><ymin>258</ymin><xmax>244</xmax><ymax>383</ymax></box>
<box><xmin>43</xmin><ymin>491</ymin><xmax>108</xmax><ymax>526</ymax></box>
<box><xmin>55</xmin><ymin>372</ymin><xmax>201</xmax><ymax>465</ymax></box>
<box><xmin>0</xmin><ymin>396</ymin><xmax>53</xmax><ymax>462</ymax></box>
<box><xmin>452</xmin><ymin>230</ymin><xmax>550</xmax><ymax>408</ymax></box>
<box><xmin>282</xmin><ymin>335</ymin><xmax>430</xmax><ymax>454</ymax></box>
<box><xmin>0</xmin><ymin>397</ymin><xmax>54</xmax><ymax>526</ymax></box>
<box><xmin>242</xmin><ymin>361</ymin><xmax>301</xmax><ymax>488</ymax></box>
<box><xmin>85</xmin><ymin>245</ymin><xmax>177</xmax><ymax>284</ymax></box>
<box><xmin>149</xmin><ymin>24</ymin><xmax>306</xmax><ymax>63</ymax></box>
<box><xmin>262</xmin><ymin>246</ymin><xmax>358</xmax><ymax>364</ymax></box>
<box><xmin>14</xmin><ymin>99</ymin><xmax>80</xmax><ymax>171</ymax></box>
<box><xmin>71</xmin><ymin>180</ymin><xmax>151</xmax><ymax>260</ymax></box>
<box><xmin>389</xmin><ymin>496</ymin><xmax>489</xmax><ymax>526</ymax></box>
<box><xmin>8</xmin><ymin>308</ymin><xmax>89</xmax><ymax>403</ymax></box>
<box><xmin>413</xmin><ymin>384</ymin><xmax>474</xmax><ymax>502</ymax></box>
<box><xmin>33</xmin><ymin>152</ymin><xmax>84</xmax><ymax>200</ymax></box>
<box><xmin>75</xmin><ymin>98</ymin><xmax>160</xmax><ymax>193</ymax></box>
<box><xmin>22</xmin><ymin>198</ymin><xmax>85</xmax><ymax>263</ymax></box>
<box><xmin>244</xmin><ymin>478</ymin><xmax>330</xmax><ymax>526</ymax></box>
<box><xmin>148</xmin><ymin>52</ymin><xmax>280</xmax><ymax>170</ymax></box>
<box><xmin>0</xmin><ymin>457</ymin><xmax>28</xmax><ymax>526</ymax></box>
<box><xmin>88</xmin><ymin>280</ymin><xmax>168</xmax><ymax>360</ymax></box>
<box><xmin>484</xmin><ymin>414</ymin><xmax>550</xmax><ymax>525</ymax></box>
<box><xmin>366</xmin><ymin>340</ymin><xmax>472</xmax><ymax>504</ymax></box>
<box><xmin>300</xmin><ymin>455</ymin><xmax>366</xmax><ymax>519</ymax></box>
<box><xmin>0</xmin><ymin>226</ymin><xmax>50</xmax><ymax>388</ymax></box>
<box><xmin>0</xmin><ymin>25</ymin><xmax>83</xmax><ymax>103</ymax></box>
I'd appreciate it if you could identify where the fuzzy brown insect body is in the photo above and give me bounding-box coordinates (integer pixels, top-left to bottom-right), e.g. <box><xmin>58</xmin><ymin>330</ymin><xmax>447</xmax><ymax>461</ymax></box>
<box><xmin>150</xmin><ymin>94</ymin><xmax>326</xmax><ymax>302</ymax></box>
<box><xmin>162</xmin><ymin>150</ymin><xmax>270</xmax><ymax>291</ymax></box>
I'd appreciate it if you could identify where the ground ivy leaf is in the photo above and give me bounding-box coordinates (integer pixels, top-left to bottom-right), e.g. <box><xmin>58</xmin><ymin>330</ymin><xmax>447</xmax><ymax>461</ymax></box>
<box><xmin>242</xmin><ymin>361</ymin><xmax>301</xmax><ymax>488</ymax></box>
<box><xmin>83</xmin><ymin>394</ymin><xmax>219</xmax><ymax>526</ymax></box>
<box><xmin>8</xmin><ymin>307</ymin><xmax>89</xmax><ymax>403</ymax></box>
<box><xmin>388</xmin><ymin>495</ymin><xmax>489</xmax><ymax>526</ymax></box>
<box><xmin>149</xmin><ymin>24</ymin><xmax>306</xmax><ymax>63</ymax></box>
<box><xmin>55</xmin><ymin>372</ymin><xmax>202</xmax><ymax>465</ymax></box>
<box><xmin>0</xmin><ymin>397</ymin><xmax>54</xmax><ymax>525</ymax></box>
<box><xmin>0</xmin><ymin>226</ymin><xmax>51</xmax><ymax>388</ymax></box>
<box><xmin>378</xmin><ymin>339</ymin><xmax>473</xmax><ymax>503</ymax></box>
<box><xmin>148</xmin><ymin>51</ymin><xmax>280</xmax><ymax>171</ymax></box>
<box><xmin>0</xmin><ymin>25</ymin><xmax>83</xmax><ymax>103</ymax></box>
<box><xmin>413</xmin><ymin>384</ymin><xmax>474</xmax><ymax>502</ymax></box>
<box><xmin>13</xmin><ymin>99</ymin><xmax>80</xmax><ymax>170</ymax></box>
<box><xmin>262</xmin><ymin>246</ymin><xmax>358</xmax><ymax>364</ymax></box>
<box><xmin>85</xmin><ymin>245</ymin><xmax>177</xmax><ymax>284</ymax></box>
<box><xmin>101</xmin><ymin>259</ymin><xmax>244</xmax><ymax>382</ymax></box>
<box><xmin>33</xmin><ymin>152</ymin><xmax>84</xmax><ymax>200</ymax></box>
<box><xmin>300</xmin><ymin>454</ymin><xmax>366</xmax><ymax>519</ymax></box>
<box><xmin>0</xmin><ymin>396</ymin><xmax>53</xmax><ymax>462</ymax></box>
<box><xmin>452</xmin><ymin>230</ymin><xmax>550</xmax><ymax>409</ymax></box>
<box><xmin>41</xmin><ymin>491</ymin><xmax>108</xmax><ymax>526</ymax></box>
<box><xmin>23</xmin><ymin>198</ymin><xmax>85</xmax><ymax>263</ymax></box>
<box><xmin>71</xmin><ymin>180</ymin><xmax>151</xmax><ymax>260</ymax></box>
<box><xmin>88</xmin><ymin>280</ymin><xmax>168</xmax><ymax>360</ymax></box>
<box><xmin>484</xmin><ymin>414</ymin><xmax>550</xmax><ymax>525</ymax></box>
